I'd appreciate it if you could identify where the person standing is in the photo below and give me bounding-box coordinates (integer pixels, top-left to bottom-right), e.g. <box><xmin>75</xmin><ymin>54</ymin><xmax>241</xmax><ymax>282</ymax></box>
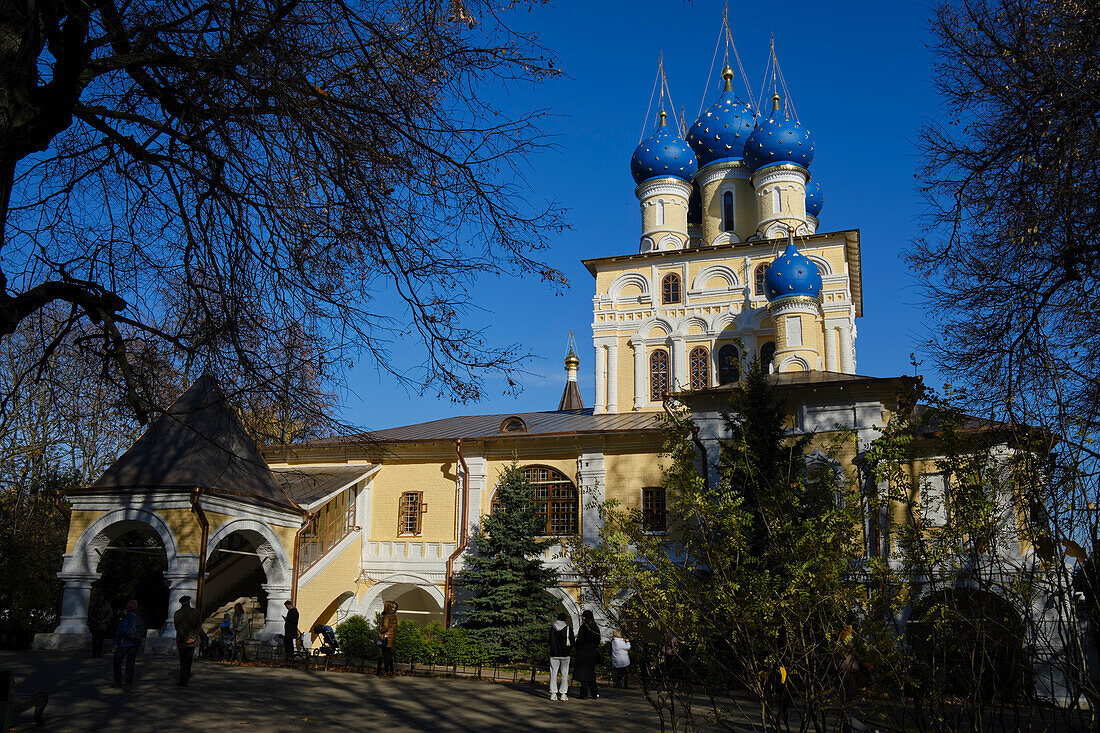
<box><xmin>282</xmin><ymin>600</ymin><xmax>300</xmax><ymax>664</ymax></box>
<box><xmin>173</xmin><ymin>596</ymin><xmax>204</xmax><ymax>686</ymax></box>
<box><xmin>574</xmin><ymin>610</ymin><xmax>602</xmax><ymax>700</ymax></box>
<box><xmin>87</xmin><ymin>594</ymin><xmax>113</xmax><ymax>658</ymax></box>
<box><xmin>548</xmin><ymin>612</ymin><xmax>574</xmax><ymax>701</ymax></box>
<box><xmin>231</xmin><ymin>602</ymin><xmax>249</xmax><ymax>661</ymax></box>
<box><xmin>611</xmin><ymin>630</ymin><xmax>632</xmax><ymax>689</ymax></box>
<box><xmin>111</xmin><ymin>600</ymin><xmax>144</xmax><ymax>689</ymax></box>
<box><xmin>376</xmin><ymin>600</ymin><xmax>398</xmax><ymax>677</ymax></box>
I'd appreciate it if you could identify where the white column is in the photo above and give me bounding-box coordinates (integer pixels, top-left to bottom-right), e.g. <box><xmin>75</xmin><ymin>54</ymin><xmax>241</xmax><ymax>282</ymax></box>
<box><xmin>824</xmin><ymin>322</ymin><xmax>838</xmax><ymax>372</ymax></box>
<box><xmin>577</xmin><ymin>452</ymin><xmax>606</xmax><ymax>546</ymax></box>
<box><xmin>163</xmin><ymin>555</ymin><xmax>200</xmax><ymax>637</ymax></box>
<box><xmin>53</xmin><ymin>572</ymin><xmax>97</xmax><ymax>635</ymax></box>
<box><xmin>261</xmin><ymin>582</ymin><xmax>292</xmax><ymax>639</ymax></box>
<box><xmin>606</xmin><ymin>341</ymin><xmax>619</xmax><ymax>413</ymax></box>
<box><xmin>671</xmin><ymin>337</ymin><xmax>687</xmax><ymax>390</ymax></box>
<box><xmin>465</xmin><ymin>456</ymin><xmax>488</xmax><ymax>537</ymax></box>
<box><xmin>594</xmin><ymin>344</ymin><xmax>607</xmax><ymax>414</ymax></box>
<box><xmin>631</xmin><ymin>340</ymin><xmax>647</xmax><ymax>409</ymax></box>
<box><xmin>839</xmin><ymin>322</ymin><xmax>854</xmax><ymax>374</ymax></box>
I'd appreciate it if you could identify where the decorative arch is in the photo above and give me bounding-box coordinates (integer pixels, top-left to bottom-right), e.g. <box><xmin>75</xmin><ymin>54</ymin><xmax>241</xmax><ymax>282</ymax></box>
<box><xmin>357</xmin><ymin>573</ymin><xmax>447</xmax><ymax>618</ymax></box>
<box><xmin>546</xmin><ymin>587</ymin><xmax>582</xmax><ymax>628</ymax></box>
<box><xmin>205</xmin><ymin>518</ymin><xmax>293</xmax><ymax>590</ymax></box>
<box><xmin>65</xmin><ymin>507</ymin><xmax>182</xmax><ymax>577</ymax></box>
<box><xmin>690</xmin><ymin>264</ymin><xmax>741</xmax><ymax>293</ymax></box>
<box><xmin>608</xmin><ymin>272</ymin><xmax>650</xmax><ymax>301</ymax></box>
<box><xmin>678</xmin><ymin>315</ymin><xmax>710</xmax><ymax>336</ymax></box>
<box><xmin>710</xmin><ymin>231</ymin><xmax>740</xmax><ymax>247</ymax></box>
<box><xmin>805</xmin><ymin>254</ymin><xmax>833</xmax><ymax>275</ymax></box>
<box><xmin>714</xmin><ymin>312</ymin><xmax>740</xmax><ymax>335</ymax></box>
<box><xmin>777</xmin><ymin>354</ymin><xmax>811</xmax><ymax>372</ymax></box>
<box><xmin>657</xmin><ymin>233</ymin><xmax>682</xmax><ymax>250</ymax></box>
<box><xmin>634</xmin><ymin>315</ymin><xmax>675</xmax><ymax>340</ymax></box>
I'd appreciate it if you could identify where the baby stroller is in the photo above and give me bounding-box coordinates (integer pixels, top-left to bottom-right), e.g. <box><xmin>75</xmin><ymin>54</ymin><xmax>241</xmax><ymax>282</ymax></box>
<box><xmin>312</xmin><ymin>624</ymin><xmax>339</xmax><ymax>655</ymax></box>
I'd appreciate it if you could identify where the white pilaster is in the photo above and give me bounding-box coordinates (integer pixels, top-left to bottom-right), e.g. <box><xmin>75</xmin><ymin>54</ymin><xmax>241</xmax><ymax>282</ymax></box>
<box><xmin>594</xmin><ymin>344</ymin><xmax>607</xmax><ymax>414</ymax></box>
<box><xmin>577</xmin><ymin>452</ymin><xmax>606</xmax><ymax>546</ymax></box>
<box><xmin>671</xmin><ymin>337</ymin><xmax>687</xmax><ymax>390</ymax></box>
<box><xmin>606</xmin><ymin>341</ymin><xmax>619</xmax><ymax>413</ymax></box>
<box><xmin>839</xmin><ymin>322</ymin><xmax>854</xmax><ymax>374</ymax></box>
<box><xmin>630</xmin><ymin>340</ymin><xmax>646</xmax><ymax>410</ymax></box>
<box><xmin>53</xmin><ymin>571</ymin><xmax>97</xmax><ymax>635</ymax></box>
<box><xmin>464</xmin><ymin>456</ymin><xmax>488</xmax><ymax>536</ymax></box>
<box><xmin>824</xmin><ymin>323</ymin><xmax>839</xmax><ymax>372</ymax></box>
<box><xmin>261</xmin><ymin>582</ymin><xmax>292</xmax><ymax>639</ymax></box>
<box><xmin>163</xmin><ymin>555</ymin><xmax>200</xmax><ymax>637</ymax></box>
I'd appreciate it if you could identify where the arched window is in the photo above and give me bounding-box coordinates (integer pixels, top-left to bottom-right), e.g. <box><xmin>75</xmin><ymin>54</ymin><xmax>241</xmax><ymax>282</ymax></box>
<box><xmin>771</xmin><ymin>187</ymin><xmax>781</xmax><ymax>212</ymax></box>
<box><xmin>718</xmin><ymin>344</ymin><xmax>740</xmax><ymax>385</ymax></box>
<box><xmin>661</xmin><ymin>273</ymin><xmax>681</xmax><ymax>305</ymax></box>
<box><xmin>689</xmin><ymin>346</ymin><xmax>709</xmax><ymax>390</ymax></box>
<box><xmin>492</xmin><ymin>466</ymin><xmax>578</xmax><ymax>536</ymax></box>
<box><xmin>722</xmin><ymin>191</ymin><xmax>735</xmax><ymax>233</ymax></box>
<box><xmin>760</xmin><ymin>341</ymin><xmax>776</xmax><ymax>370</ymax></box>
<box><xmin>656</xmin><ymin>199</ymin><xmax>665</xmax><ymax>226</ymax></box>
<box><xmin>753</xmin><ymin>264</ymin><xmax>769</xmax><ymax>296</ymax></box>
<box><xmin>650</xmin><ymin>349</ymin><xmax>670</xmax><ymax>401</ymax></box>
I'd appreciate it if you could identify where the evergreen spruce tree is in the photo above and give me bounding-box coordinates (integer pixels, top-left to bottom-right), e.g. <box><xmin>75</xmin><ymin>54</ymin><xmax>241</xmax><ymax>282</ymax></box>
<box><xmin>456</xmin><ymin>464</ymin><xmax>560</xmax><ymax>662</ymax></box>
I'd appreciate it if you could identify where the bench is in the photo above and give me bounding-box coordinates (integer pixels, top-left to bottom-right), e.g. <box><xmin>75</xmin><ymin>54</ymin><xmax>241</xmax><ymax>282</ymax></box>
<box><xmin>0</xmin><ymin>671</ymin><xmax>47</xmax><ymax>729</ymax></box>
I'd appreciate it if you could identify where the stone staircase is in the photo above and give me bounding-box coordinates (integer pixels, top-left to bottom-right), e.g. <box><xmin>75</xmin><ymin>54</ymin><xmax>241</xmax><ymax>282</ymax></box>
<box><xmin>202</xmin><ymin>596</ymin><xmax>265</xmax><ymax>638</ymax></box>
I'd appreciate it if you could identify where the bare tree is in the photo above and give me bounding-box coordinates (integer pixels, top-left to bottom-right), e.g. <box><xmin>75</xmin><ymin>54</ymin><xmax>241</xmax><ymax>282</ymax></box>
<box><xmin>0</xmin><ymin>0</ymin><xmax>565</xmax><ymax>427</ymax></box>
<box><xmin>913</xmin><ymin>1</ymin><xmax>1100</xmax><ymax>724</ymax></box>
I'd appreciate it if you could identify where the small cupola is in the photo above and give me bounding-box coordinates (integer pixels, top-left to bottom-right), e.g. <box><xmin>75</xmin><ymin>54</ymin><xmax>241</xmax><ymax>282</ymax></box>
<box><xmin>558</xmin><ymin>332</ymin><xmax>584</xmax><ymax>411</ymax></box>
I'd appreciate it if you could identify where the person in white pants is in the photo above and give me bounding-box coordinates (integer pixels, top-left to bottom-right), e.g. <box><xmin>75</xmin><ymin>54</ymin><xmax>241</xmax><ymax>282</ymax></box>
<box><xmin>548</xmin><ymin>613</ymin><xmax>575</xmax><ymax>700</ymax></box>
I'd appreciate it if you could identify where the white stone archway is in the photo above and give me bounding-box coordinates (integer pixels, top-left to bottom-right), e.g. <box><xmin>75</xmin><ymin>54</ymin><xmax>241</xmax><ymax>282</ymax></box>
<box><xmin>53</xmin><ymin>507</ymin><xmax>195</xmax><ymax>644</ymax></box>
<box><xmin>357</xmin><ymin>574</ymin><xmax>446</xmax><ymax>625</ymax></box>
<box><xmin>205</xmin><ymin>518</ymin><xmax>294</xmax><ymax>639</ymax></box>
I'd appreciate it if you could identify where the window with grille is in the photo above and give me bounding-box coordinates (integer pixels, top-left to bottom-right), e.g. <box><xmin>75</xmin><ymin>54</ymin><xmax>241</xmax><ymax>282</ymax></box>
<box><xmin>718</xmin><ymin>344</ymin><xmax>740</xmax><ymax>384</ymax></box>
<box><xmin>650</xmin><ymin>349</ymin><xmax>670</xmax><ymax>401</ymax></box>
<box><xmin>689</xmin><ymin>346</ymin><xmax>709</xmax><ymax>390</ymax></box>
<box><xmin>754</xmin><ymin>264</ymin><xmax>769</xmax><ymax>296</ymax></box>
<box><xmin>493</xmin><ymin>466</ymin><xmax>578</xmax><ymax>536</ymax></box>
<box><xmin>661</xmin><ymin>273</ymin><xmax>681</xmax><ymax>305</ymax></box>
<box><xmin>297</xmin><ymin>486</ymin><xmax>357</xmax><ymax>576</ymax></box>
<box><xmin>398</xmin><ymin>491</ymin><xmax>425</xmax><ymax>536</ymax></box>
<box><xmin>643</xmin><ymin>487</ymin><xmax>667</xmax><ymax>533</ymax></box>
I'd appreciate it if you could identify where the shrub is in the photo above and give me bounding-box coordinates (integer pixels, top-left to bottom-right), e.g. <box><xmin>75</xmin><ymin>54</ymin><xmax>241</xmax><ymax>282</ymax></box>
<box><xmin>392</xmin><ymin>619</ymin><xmax>429</xmax><ymax>663</ymax></box>
<box><xmin>335</xmin><ymin>615</ymin><xmax>379</xmax><ymax>660</ymax></box>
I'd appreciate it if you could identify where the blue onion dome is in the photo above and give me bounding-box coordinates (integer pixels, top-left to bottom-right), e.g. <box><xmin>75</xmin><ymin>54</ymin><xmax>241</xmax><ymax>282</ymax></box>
<box><xmin>685</xmin><ymin>66</ymin><xmax>755</xmax><ymax>168</ymax></box>
<box><xmin>806</xmin><ymin>180</ymin><xmax>823</xmax><ymax>217</ymax></box>
<box><xmin>744</xmin><ymin>93</ymin><xmax>814</xmax><ymax>173</ymax></box>
<box><xmin>630</xmin><ymin>110</ymin><xmax>698</xmax><ymax>184</ymax></box>
<box><xmin>764</xmin><ymin>240</ymin><xmax>822</xmax><ymax>301</ymax></box>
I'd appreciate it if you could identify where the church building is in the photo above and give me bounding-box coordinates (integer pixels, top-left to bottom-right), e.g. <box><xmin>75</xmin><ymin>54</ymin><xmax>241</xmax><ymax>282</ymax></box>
<box><xmin>35</xmin><ymin>52</ymin><xmax>1049</xmax><ymax>695</ymax></box>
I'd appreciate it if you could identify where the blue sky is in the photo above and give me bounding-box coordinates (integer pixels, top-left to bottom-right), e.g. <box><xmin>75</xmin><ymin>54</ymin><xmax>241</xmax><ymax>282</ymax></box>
<box><xmin>340</xmin><ymin>0</ymin><xmax>941</xmax><ymax>429</ymax></box>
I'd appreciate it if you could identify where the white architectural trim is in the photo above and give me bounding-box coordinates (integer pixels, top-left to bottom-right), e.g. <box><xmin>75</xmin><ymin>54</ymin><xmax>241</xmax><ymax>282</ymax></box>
<box><xmin>607</xmin><ymin>272</ymin><xmax>651</xmax><ymax>303</ymax></box>
<box><xmin>206</xmin><ymin>517</ymin><xmax>294</xmax><ymax>591</ymax></box>
<box><xmin>298</xmin><ymin>530</ymin><xmax>360</xmax><ymax>589</ymax></box>
<box><xmin>298</xmin><ymin>467</ymin><xmax>378</xmax><ymax>512</ymax></box>
<box><xmin>777</xmin><ymin>354</ymin><xmax>811</xmax><ymax>372</ymax></box>
<box><xmin>689</xmin><ymin>263</ymin><xmax>741</xmax><ymax>293</ymax></box>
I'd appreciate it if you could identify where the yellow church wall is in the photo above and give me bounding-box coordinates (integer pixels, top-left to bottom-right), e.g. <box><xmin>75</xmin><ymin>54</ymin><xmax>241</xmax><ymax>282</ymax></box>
<box><xmin>297</xmin><ymin>534</ymin><xmax>363</xmax><ymax>631</ymax></box>
<box><xmin>369</xmin><ymin>461</ymin><xmax>459</xmax><ymax>543</ymax></box>
<box><xmin>603</xmin><ymin>450</ymin><xmax>668</xmax><ymax>508</ymax></box>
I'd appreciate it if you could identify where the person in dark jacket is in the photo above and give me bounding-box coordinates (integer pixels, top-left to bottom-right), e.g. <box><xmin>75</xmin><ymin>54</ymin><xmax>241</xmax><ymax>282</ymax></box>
<box><xmin>573</xmin><ymin>609</ymin><xmax>602</xmax><ymax>699</ymax></box>
<box><xmin>173</xmin><ymin>596</ymin><xmax>204</xmax><ymax>686</ymax></box>
<box><xmin>548</xmin><ymin>612</ymin><xmax>575</xmax><ymax>701</ymax></box>
<box><xmin>282</xmin><ymin>600</ymin><xmax>300</xmax><ymax>663</ymax></box>
<box><xmin>376</xmin><ymin>600</ymin><xmax>398</xmax><ymax>677</ymax></box>
<box><xmin>87</xmin><ymin>593</ymin><xmax>113</xmax><ymax>658</ymax></box>
<box><xmin>111</xmin><ymin>599</ymin><xmax>144</xmax><ymax>689</ymax></box>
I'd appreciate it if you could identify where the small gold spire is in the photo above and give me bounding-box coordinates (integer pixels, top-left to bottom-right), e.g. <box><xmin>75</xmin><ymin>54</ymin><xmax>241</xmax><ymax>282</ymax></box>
<box><xmin>658</xmin><ymin>109</ymin><xmax>668</xmax><ymax>127</ymax></box>
<box><xmin>564</xmin><ymin>331</ymin><xmax>580</xmax><ymax>369</ymax></box>
<box><xmin>771</xmin><ymin>93</ymin><xmax>781</xmax><ymax>113</ymax></box>
<box><xmin>722</xmin><ymin>65</ymin><xmax>735</xmax><ymax>92</ymax></box>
